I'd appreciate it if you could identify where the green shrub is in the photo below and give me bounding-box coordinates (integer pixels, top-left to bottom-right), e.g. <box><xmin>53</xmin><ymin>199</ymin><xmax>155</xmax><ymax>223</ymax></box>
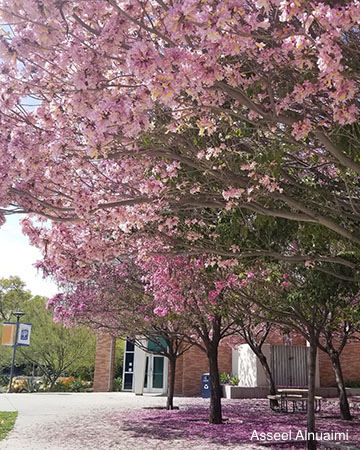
<box><xmin>113</xmin><ymin>377</ymin><xmax>122</xmax><ymax>392</ymax></box>
<box><xmin>0</xmin><ymin>375</ymin><xmax>10</xmax><ymax>387</ymax></box>
<box><xmin>27</xmin><ymin>378</ymin><xmax>44</xmax><ymax>392</ymax></box>
<box><xmin>220</xmin><ymin>373</ymin><xmax>231</xmax><ymax>384</ymax></box>
<box><xmin>72</xmin><ymin>366</ymin><xmax>94</xmax><ymax>382</ymax></box>
<box><xmin>69</xmin><ymin>379</ymin><xmax>87</xmax><ymax>392</ymax></box>
<box><xmin>220</xmin><ymin>373</ymin><xmax>239</xmax><ymax>386</ymax></box>
<box><xmin>51</xmin><ymin>381</ymin><xmax>69</xmax><ymax>392</ymax></box>
<box><xmin>345</xmin><ymin>380</ymin><xmax>360</xmax><ymax>388</ymax></box>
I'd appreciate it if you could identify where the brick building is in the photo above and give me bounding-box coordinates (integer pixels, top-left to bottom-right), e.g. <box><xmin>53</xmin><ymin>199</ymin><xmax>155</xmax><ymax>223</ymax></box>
<box><xmin>93</xmin><ymin>333</ymin><xmax>360</xmax><ymax>396</ymax></box>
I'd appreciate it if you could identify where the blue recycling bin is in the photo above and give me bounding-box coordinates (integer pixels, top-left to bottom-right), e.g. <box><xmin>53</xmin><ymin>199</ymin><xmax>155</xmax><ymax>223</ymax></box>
<box><xmin>201</xmin><ymin>373</ymin><xmax>210</xmax><ymax>398</ymax></box>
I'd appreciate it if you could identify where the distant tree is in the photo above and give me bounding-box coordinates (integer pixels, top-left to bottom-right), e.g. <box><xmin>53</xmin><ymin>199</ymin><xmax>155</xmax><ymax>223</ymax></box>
<box><xmin>0</xmin><ymin>276</ymin><xmax>32</xmax><ymax>374</ymax></box>
<box><xmin>0</xmin><ymin>277</ymin><xmax>95</xmax><ymax>386</ymax></box>
<box><xmin>0</xmin><ymin>276</ymin><xmax>31</xmax><ymax>321</ymax></box>
<box><xmin>0</xmin><ymin>341</ymin><xmax>12</xmax><ymax>374</ymax></box>
<box><xmin>18</xmin><ymin>296</ymin><xmax>95</xmax><ymax>388</ymax></box>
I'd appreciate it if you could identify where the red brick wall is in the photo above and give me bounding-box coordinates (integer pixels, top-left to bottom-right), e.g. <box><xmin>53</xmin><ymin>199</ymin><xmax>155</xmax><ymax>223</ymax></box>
<box><xmin>318</xmin><ymin>341</ymin><xmax>360</xmax><ymax>387</ymax></box>
<box><xmin>227</xmin><ymin>330</ymin><xmax>306</xmax><ymax>347</ymax></box>
<box><xmin>218</xmin><ymin>341</ymin><xmax>233</xmax><ymax>383</ymax></box>
<box><xmin>265</xmin><ymin>330</ymin><xmax>306</xmax><ymax>346</ymax></box>
<box><xmin>173</xmin><ymin>349</ymin><xmax>184</xmax><ymax>395</ymax></box>
<box><xmin>174</xmin><ymin>342</ymin><xmax>232</xmax><ymax>396</ymax></box>
<box><xmin>93</xmin><ymin>333</ymin><xmax>116</xmax><ymax>392</ymax></box>
<box><xmin>94</xmin><ymin>332</ymin><xmax>360</xmax><ymax>394</ymax></box>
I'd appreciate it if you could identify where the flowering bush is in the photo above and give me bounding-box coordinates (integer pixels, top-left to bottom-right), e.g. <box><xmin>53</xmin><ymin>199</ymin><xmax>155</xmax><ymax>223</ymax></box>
<box><xmin>58</xmin><ymin>376</ymin><xmax>76</xmax><ymax>388</ymax></box>
<box><xmin>51</xmin><ymin>377</ymin><xmax>90</xmax><ymax>392</ymax></box>
<box><xmin>7</xmin><ymin>377</ymin><xmax>28</xmax><ymax>393</ymax></box>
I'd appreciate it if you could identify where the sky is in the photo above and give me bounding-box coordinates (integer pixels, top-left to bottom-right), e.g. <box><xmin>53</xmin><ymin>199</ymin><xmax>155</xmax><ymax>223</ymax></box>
<box><xmin>0</xmin><ymin>215</ymin><xmax>58</xmax><ymax>298</ymax></box>
<box><xmin>0</xmin><ymin>28</ymin><xmax>57</xmax><ymax>297</ymax></box>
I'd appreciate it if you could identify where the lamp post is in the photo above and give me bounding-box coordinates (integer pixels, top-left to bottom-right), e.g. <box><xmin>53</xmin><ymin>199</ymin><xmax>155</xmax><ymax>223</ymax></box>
<box><xmin>8</xmin><ymin>311</ymin><xmax>25</xmax><ymax>393</ymax></box>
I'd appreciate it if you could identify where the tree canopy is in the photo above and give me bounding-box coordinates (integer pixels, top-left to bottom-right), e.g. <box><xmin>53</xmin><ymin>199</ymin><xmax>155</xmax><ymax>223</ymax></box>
<box><xmin>0</xmin><ymin>276</ymin><xmax>31</xmax><ymax>321</ymax></box>
<box><xmin>0</xmin><ymin>1</ymin><xmax>360</xmax><ymax>441</ymax></box>
<box><xmin>0</xmin><ymin>0</ymin><xmax>359</xmax><ymax>280</ymax></box>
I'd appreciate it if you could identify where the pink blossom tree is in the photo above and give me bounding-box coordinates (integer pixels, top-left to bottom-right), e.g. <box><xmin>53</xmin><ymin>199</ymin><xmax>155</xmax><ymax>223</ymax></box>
<box><xmin>0</xmin><ymin>0</ymin><xmax>359</xmax><ymax>274</ymax></box>
<box><xmin>0</xmin><ymin>2</ymin><xmax>359</xmax><ymax>444</ymax></box>
<box><xmin>139</xmin><ymin>253</ymin><xmax>241</xmax><ymax>424</ymax></box>
<box><xmin>232</xmin><ymin>263</ymin><xmax>360</xmax><ymax>449</ymax></box>
<box><xmin>47</xmin><ymin>261</ymin><xmax>193</xmax><ymax>410</ymax></box>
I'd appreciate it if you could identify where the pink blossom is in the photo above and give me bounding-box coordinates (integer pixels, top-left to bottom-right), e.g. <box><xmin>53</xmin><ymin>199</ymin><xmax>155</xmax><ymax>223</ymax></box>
<box><xmin>291</xmin><ymin>119</ymin><xmax>312</xmax><ymax>140</ymax></box>
<box><xmin>246</xmin><ymin>271</ymin><xmax>256</xmax><ymax>279</ymax></box>
<box><xmin>214</xmin><ymin>280</ymin><xmax>227</xmax><ymax>292</ymax></box>
<box><xmin>208</xmin><ymin>290</ymin><xmax>217</xmax><ymax>301</ymax></box>
<box><xmin>222</xmin><ymin>187</ymin><xmax>245</xmax><ymax>201</ymax></box>
<box><xmin>153</xmin><ymin>306</ymin><xmax>168</xmax><ymax>317</ymax></box>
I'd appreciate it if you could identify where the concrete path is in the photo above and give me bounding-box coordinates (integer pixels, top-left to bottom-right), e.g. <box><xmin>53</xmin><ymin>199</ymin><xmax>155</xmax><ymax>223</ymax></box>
<box><xmin>0</xmin><ymin>393</ymin><xmax>258</xmax><ymax>450</ymax></box>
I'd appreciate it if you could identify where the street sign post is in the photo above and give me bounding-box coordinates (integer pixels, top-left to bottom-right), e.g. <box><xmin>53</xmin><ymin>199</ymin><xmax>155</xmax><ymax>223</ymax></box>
<box><xmin>8</xmin><ymin>311</ymin><xmax>25</xmax><ymax>393</ymax></box>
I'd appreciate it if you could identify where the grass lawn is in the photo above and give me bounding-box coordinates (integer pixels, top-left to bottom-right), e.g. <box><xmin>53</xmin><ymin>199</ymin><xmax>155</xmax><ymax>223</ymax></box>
<box><xmin>0</xmin><ymin>412</ymin><xmax>18</xmax><ymax>440</ymax></box>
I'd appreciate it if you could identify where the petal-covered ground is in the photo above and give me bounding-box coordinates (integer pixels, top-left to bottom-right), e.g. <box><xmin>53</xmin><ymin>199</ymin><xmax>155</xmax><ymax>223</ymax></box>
<box><xmin>116</xmin><ymin>398</ymin><xmax>360</xmax><ymax>449</ymax></box>
<box><xmin>22</xmin><ymin>397</ymin><xmax>360</xmax><ymax>449</ymax></box>
<box><xmin>2</xmin><ymin>394</ymin><xmax>359</xmax><ymax>449</ymax></box>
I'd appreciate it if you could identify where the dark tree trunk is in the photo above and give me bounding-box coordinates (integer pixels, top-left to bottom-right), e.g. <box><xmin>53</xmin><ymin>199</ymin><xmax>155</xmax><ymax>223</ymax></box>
<box><xmin>256</xmin><ymin>353</ymin><xmax>276</xmax><ymax>394</ymax></box>
<box><xmin>329</xmin><ymin>352</ymin><xmax>352</xmax><ymax>420</ymax></box>
<box><xmin>258</xmin><ymin>353</ymin><xmax>278</xmax><ymax>407</ymax></box>
<box><xmin>307</xmin><ymin>338</ymin><xmax>317</xmax><ymax>450</ymax></box>
<box><xmin>167</xmin><ymin>357</ymin><xmax>176</xmax><ymax>410</ymax></box>
<box><xmin>207</xmin><ymin>345</ymin><xmax>222</xmax><ymax>424</ymax></box>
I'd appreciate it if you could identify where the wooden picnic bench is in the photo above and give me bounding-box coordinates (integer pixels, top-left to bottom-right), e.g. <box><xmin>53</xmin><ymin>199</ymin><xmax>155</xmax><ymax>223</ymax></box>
<box><xmin>267</xmin><ymin>389</ymin><xmax>322</xmax><ymax>413</ymax></box>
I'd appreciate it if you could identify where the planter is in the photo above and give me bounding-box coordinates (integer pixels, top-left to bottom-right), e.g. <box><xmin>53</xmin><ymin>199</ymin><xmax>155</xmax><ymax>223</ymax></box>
<box><xmin>222</xmin><ymin>384</ymin><xmax>233</xmax><ymax>399</ymax></box>
<box><xmin>221</xmin><ymin>384</ymin><xmax>269</xmax><ymax>399</ymax></box>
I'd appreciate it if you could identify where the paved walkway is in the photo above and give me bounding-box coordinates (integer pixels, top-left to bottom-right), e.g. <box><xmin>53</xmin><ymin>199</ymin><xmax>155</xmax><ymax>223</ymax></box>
<box><xmin>0</xmin><ymin>393</ymin><xmax>258</xmax><ymax>450</ymax></box>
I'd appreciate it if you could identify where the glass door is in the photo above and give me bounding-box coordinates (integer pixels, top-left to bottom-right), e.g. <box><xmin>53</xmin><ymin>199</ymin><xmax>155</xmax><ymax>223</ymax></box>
<box><xmin>152</xmin><ymin>356</ymin><xmax>164</xmax><ymax>389</ymax></box>
<box><xmin>144</xmin><ymin>354</ymin><xmax>165</xmax><ymax>392</ymax></box>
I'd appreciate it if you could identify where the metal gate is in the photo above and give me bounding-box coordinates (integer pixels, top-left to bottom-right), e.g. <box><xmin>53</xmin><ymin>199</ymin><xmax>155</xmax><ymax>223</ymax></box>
<box><xmin>271</xmin><ymin>345</ymin><xmax>308</xmax><ymax>386</ymax></box>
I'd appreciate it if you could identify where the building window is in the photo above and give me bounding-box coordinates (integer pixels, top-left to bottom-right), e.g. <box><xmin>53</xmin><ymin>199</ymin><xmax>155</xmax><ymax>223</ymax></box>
<box><xmin>122</xmin><ymin>340</ymin><xmax>135</xmax><ymax>391</ymax></box>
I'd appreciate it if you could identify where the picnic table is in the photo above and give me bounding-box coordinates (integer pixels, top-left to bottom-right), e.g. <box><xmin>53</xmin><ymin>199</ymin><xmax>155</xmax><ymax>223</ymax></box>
<box><xmin>267</xmin><ymin>388</ymin><xmax>322</xmax><ymax>413</ymax></box>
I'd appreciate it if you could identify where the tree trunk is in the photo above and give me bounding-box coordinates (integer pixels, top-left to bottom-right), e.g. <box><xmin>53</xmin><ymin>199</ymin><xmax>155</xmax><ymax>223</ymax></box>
<box><xmin>167</xmin><ymin>357</ymin><xmax>176</xmax><ymax>410</ymax></box>
<box><xmin>258</xmin><ymin>353</ymin><xmax>278</xmax><ymax>407</ymax></box>
<box><xmin>49</xmin><ymin>377</ymin><xmax>57</xmax><ymax>390</ymax></box>
<box><xmin>256</xmin><ymin>353</ymin><xmax>276</xmax><ymax>394</ymax></box>
<box><xmin>329</xmin><ymin>352</ymin><xmax>352</xmax><ymax>420</ymax></box>
<box><xmin>307</xmin><ymin>338</ymin><xmax>317</xmax><ymax>450</ymax></box>
<box><xmin>207</xmin><ymin>345</ymin><xmax>222</xmax><ymax>424</ymax></box>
